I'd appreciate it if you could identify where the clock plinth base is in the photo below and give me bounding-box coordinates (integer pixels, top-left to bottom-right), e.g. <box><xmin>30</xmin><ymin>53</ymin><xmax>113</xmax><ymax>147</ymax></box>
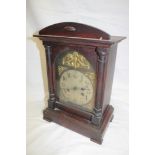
<box><xmin>43</xmin><ymin>105</ymin><xmax>114</xmax><ymax>145</ymax></box>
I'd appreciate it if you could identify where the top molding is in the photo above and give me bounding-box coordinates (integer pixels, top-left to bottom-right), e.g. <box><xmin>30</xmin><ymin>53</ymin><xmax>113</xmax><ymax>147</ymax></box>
<box><xmin>34</xmin><ymin>22</ymin><xmax>126</xmax><ymax>46</ymax></box>
<box><xmin>39</xmin><ymin>22</ymin><xmax>110</xmax><ymax>40</ymax></box>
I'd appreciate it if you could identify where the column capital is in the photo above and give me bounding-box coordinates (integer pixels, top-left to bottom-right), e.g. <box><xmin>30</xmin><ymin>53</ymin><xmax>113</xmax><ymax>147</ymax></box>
<box><xmin>95</xmin><ymin>47</ymin><xmax>109</xmax><ymax>63</ymax></box>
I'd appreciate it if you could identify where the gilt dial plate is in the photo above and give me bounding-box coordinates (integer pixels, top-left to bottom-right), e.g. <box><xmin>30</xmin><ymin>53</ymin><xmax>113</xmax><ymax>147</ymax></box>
<box><xmin>55</xmin><ymin>50</ymin><xmax>96</xmax><ymax>112</ymax></box>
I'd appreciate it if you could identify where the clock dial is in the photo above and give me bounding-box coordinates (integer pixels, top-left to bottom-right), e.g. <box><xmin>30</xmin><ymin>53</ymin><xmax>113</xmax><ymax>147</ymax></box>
<box><xmin>59</xmin><ymin>70</ymin><xmax>93</xmax><ymax>105</ymax></box>
<box><xmin>55</xmin><ymin>51</ymin><xmax>96</xmax><ymax>111</ymax></box>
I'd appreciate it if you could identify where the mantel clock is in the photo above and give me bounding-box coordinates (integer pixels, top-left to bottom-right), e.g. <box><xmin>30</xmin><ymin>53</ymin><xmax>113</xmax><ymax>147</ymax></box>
<box><xmin>33</xmin><ymin>22</ymin><xmax>125</xmax><ymax>144</ymax></box>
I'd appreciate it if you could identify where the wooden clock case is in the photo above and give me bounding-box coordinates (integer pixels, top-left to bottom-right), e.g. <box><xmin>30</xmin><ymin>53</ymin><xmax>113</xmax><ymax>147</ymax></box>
<box><xmin>34</xmin><ymin>22</ymin><xmax>125</xmax><ymax>144</ymax></box>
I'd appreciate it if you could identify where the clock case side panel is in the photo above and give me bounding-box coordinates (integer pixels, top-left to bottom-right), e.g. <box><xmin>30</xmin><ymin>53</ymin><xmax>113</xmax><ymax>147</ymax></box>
<box><xmin>43</xmin><ymin>41</ymin><xmax>97</xmax><ymax>120</ymax></box>
<box><xmin>101</xmin><ymin>44</ymin><xmax>118</xmax><ymax>113</ymax></box>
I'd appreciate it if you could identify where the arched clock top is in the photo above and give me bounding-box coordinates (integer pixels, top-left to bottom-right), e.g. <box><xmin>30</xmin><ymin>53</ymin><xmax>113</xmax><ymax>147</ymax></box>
<box><xmin>39</xmin><ymin>22</ymin><xmax>110</xmax><ymax>40</ymax></box>
<box><xmin>34</xmin><ymin>22</ymin><xmax>125</xmax><ymax>46</ymax></box>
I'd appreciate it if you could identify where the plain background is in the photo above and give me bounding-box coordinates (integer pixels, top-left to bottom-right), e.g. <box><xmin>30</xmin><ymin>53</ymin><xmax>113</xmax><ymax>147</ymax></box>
<box><xmin>1</xmin><ymin>0</ymin><xmax>155</xmax><ymax>155</ymax></box>
<box><xmin>26</xmin><ymin>0</ymin><xmax>128</xmax><ymax>155</ymax></box>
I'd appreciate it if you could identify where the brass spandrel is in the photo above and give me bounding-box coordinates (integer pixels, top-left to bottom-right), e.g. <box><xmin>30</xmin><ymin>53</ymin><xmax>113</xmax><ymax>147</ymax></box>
<box><xmin>58</xmin><ymin>66</ymin><xmax>66</xmax><ymax>75</ymax></box>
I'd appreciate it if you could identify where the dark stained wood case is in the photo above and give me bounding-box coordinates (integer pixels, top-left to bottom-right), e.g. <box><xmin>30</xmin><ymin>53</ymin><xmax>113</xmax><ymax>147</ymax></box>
<box><xmin>34</xmin><ymin>22</ymin><xmax>125</xmax><ymax>144</ymax></box>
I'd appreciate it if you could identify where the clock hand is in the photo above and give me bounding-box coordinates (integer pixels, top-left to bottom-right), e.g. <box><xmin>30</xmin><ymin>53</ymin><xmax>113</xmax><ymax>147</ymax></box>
<box><xmin>62</xmin><ymin>87</ymin><xmax>90</xmax><ymax>91</ymax></box>
<box><xmin>72</xmin><ymin>87</ymin><xmax>90</xmax><ymax>91</ymax></box>
<box><xmin>73</xmin><ymin>87</ymin><xmax>89</xmax><ymax>91</ymax></box>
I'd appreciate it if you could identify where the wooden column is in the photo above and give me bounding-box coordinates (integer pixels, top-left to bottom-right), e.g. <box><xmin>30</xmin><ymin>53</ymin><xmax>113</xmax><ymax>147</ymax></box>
<box><xmin>91</xmin><ymin>47</ymin><xmax>109</xmax><ymax>126</ymax></box>
<box><xmin>44</xmin><ymin>44</ymin><xmax>55</xmax><ymax>109</ymax></box>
